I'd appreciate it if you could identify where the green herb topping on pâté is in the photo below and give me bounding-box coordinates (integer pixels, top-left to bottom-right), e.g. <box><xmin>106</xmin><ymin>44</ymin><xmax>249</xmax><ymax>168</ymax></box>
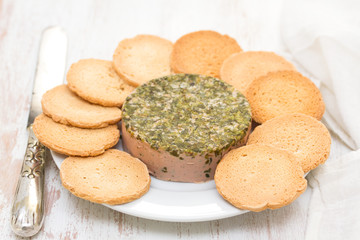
<box><xmin>122</xmin><ymin>74</ymin><xmax>251</xmax><ymax>157</ymax></box>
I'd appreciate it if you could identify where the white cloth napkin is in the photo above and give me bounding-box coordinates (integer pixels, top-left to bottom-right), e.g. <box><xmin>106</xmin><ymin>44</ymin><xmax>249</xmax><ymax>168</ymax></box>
<box><xmin>305</xmin><ymin>150</ymin><xmax>360</xmax><ymax>239</ymax></box>
<box><xmin>281</xmin><ymin>0</ymin><xmax>360</xmax><ymax>239</ymax></box>
<box><xmin>282</xmin><ymin>0</ymin><xmax>360</xmax><ymax>150</ymax></box>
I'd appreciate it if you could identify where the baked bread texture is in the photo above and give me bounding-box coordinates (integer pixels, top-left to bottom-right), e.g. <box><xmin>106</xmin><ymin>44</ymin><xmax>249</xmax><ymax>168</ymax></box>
<box><xmin>67</xmin><ymin>59</ymin><xmax>134</xmax><ymax>107</ymax></box>
<box><xmin>113</xmin><ymin>35</ymin><xmax>173</xmax><ymax>86</ymax></box>
<box><xmin>246</xmin><ymin>71</ymin><xmax>325</xmax><ymax>123</ymax></box>
<box><xmin>171</xmin><ymin>30</ymin><xmax>242</xmax><ymax>78</ymax></box>
<box><xmin>247</xmin><ymin>113</ymin><xmax>331</xmax><ymax>172</ymax></box>
<box><xmin>60</xmin><ymin>149</ymin><xmax>150</xmax><ymax>205</ymax></box>
<box><xmin>33</xmin><ymin>114</ymin><xmax>119</xmax><ymax>156</ymax></box>
<box><xmin>214</xmin><ymin>144</ymin><xmax>307</xmax><ymax>212</ymax></box>
<box><xmin>42</xmin><ymin>84</ymin><xmax>122</xmax><ymax>128</ymax></box>
<box><xmin>220</xmin><ymin>51</ymin><xmax>295</xmax><ymax>94</ymax></box>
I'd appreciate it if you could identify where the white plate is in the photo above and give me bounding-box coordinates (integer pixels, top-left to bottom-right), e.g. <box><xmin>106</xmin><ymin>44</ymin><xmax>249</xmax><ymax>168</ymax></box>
<box><xmin>51</xmin><ymin>139</ymin><xmax>247</xmax><ymax>222</ymax></box>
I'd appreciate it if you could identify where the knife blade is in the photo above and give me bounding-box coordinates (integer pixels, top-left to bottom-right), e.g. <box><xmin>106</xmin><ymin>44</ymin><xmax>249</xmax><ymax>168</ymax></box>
<box><xmin>11</xmin><ymin>26</ymin><xmax>67</xmax><ymax>237</ymax></box>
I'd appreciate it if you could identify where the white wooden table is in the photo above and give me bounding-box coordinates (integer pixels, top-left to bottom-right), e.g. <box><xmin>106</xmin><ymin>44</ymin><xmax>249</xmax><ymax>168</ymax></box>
<box><xmin>0</xmin><ymin>0</ymin><xmax>350</xmax><ymax>239</ymax></box>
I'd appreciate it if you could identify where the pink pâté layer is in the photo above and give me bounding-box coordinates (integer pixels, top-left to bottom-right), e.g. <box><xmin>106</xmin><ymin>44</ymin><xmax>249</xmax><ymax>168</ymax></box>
<box><xmin>122</xmin><ymin>74</ymin><xmax>252</xmax><ymax>182</ymax></box>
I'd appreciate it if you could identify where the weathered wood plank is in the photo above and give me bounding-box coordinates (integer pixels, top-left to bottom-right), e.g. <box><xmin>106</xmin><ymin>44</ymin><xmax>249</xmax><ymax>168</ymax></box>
<box><xmin>0</xmin><ymin>0</ymin><xmax>351</xmax><ymax>239</ymax></box>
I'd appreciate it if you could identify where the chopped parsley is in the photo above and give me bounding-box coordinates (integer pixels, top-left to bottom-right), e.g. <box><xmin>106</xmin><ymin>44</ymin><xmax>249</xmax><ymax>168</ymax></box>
<box><xmin>122</xmin><ymin>74</ymin><xmax>251</xmax><ymax>157</ymax></box>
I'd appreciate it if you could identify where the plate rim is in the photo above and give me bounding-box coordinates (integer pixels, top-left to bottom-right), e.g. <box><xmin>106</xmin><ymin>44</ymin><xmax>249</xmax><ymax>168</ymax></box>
<box><xmin>51</xmin><ymin>147</ymin><xmax>247</xmax><ymax>222</ymax></box>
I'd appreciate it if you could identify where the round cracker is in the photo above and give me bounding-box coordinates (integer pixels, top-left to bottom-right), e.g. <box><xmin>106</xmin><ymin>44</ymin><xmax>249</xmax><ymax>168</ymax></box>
<box><xmin>60</xmin><ymin>149</ymin><xmax>150</xmax><ymax>205</ymax></box>
<box><xmin>246</xmin><ymin>71</ymin><xmax>325</xmax><ymax>123</ymax></box>
<box><xmin>171</xmin><ymin>30</ymin><xmax>242</xmax><ymax>78</ymax></box>
<box><xmin>42</xmin><ymin>85</ymin><xmax>122</xmax><ymax>128</ymax></box>
<box><xmin>113</xmin><ymin>35</ymin><xmax>173</xmax><ymax>87</ymax></box>
<box><xmin>67</xmin><ymin>59</ymin><xmax>134</xmax><ymax>107</ymax></box>
<box><xmin>220</xmin><ymin>51</ymin><xmax>295</xmax><ymax>94</ymax></box>
<box><xmin>33</xmin><ymin>114</ymin><xmax>119</xmax><ymax>156</ymax></box>
<box><xmin>215</xmin><ymin>144</ymin><xmax>307</xmax><ymax>212</ymax></box>
<box><xmin>247</xmin><ymin>113</ymin><xmax>331</xmax><ymax>172</ymax></box>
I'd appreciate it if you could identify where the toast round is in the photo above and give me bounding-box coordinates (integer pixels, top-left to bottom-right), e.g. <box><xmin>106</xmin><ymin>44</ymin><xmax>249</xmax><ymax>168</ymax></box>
<box><xmin>60</xmin><ymin>149</ymin><xmax>150</xmax><ymax>205</ymax></box>
<box><xmin>171</xmin><ymin>30</ymin><xmax>242</xmax><ymax>78</ymax></box>
<box><xmin>33</xmin><ymin>114</ymin><xmax>119</xmax><ymax>156</ymax></box>
<box><xmin>67</xmin><ymin>59</ymin><xmax>134</xmax><ymax>107</ymax></box>
<box><xmin>113</xmin><ymin>35</ymin><xmax>173</xmax><ymax>87</ymax></box>
<box><xmin>42</xmin><ymin>85</ymin><xmax>122</xmax><ymax>128</ymax></box>
<box><xmin>247</xmin><ymin>113</ymin><xmax>331</xmax><ymax>172</ymax></box>
<box><xmin>220</xmin><ymin>51</ymin><xmax>295</xmax><ymax>94</ymax></box>
<box><xmin>214</xmin><ymin>144</ymin><xmax>307</xmax><ymax>212</ymax></box>
<box><xmin>246</xmin><ymin>71</ymin><xmax>325</xmax><ymax>123</ymax></box>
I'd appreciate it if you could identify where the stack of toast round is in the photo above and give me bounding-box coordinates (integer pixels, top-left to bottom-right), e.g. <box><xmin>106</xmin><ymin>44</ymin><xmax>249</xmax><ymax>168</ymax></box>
<box><xmin>33</xmin><ymin>58</ymin><xmax>151</xmax><ymax>205</ymax></box>
<box><xmin>33</xmin><ymin>30</ymin><xmax>331</xmax><ymax>212</ymax></box>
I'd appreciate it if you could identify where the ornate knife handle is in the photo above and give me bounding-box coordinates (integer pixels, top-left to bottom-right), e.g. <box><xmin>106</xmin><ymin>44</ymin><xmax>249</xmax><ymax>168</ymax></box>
<box><xmin>11</xmin><ymin>124</ymin><xmax>46</xmax><ymax>237</ymax></box>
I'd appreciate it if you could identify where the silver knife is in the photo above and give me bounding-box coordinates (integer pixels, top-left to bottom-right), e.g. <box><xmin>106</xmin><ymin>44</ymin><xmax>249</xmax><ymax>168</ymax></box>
<box><xmin>11</xmin><ymin>26</ymin><xmax>67</xmax><ymax>237</ymax></box>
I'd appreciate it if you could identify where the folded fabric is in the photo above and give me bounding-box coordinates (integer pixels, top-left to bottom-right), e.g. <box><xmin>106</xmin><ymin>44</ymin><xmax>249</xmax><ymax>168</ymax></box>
<box><xmin>305</xmin><ymin>150</ymin><xmax>360</xmax><ymax>239</ymax></box>
<box><xmin>281</xmin><ymin>0</ymin><xmax>360</xmax><ymax>239</ymax></box>
<box><xmin>282</xmin><ymin>0</ymin><xmax>360</xmax><ymax>150</ymax></box>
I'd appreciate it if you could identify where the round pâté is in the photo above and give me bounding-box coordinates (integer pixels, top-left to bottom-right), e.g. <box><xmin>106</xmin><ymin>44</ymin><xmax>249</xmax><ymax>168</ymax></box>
<box><xmin>122</xmin><ymin>74</ymin><xmax>251</xmax><ymax>182</ymax></box>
